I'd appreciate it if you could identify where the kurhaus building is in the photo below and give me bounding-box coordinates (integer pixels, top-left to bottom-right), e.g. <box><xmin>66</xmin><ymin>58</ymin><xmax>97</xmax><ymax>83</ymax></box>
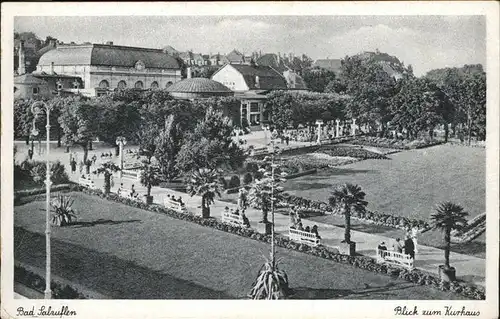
<box><xmin>36</xmin><ymin>42</ymin><xmax>183</xmax><ymax>97</ymax></box>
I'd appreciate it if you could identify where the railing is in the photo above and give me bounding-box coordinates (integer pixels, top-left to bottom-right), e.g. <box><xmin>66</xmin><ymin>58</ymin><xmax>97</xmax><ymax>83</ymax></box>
<box><xmin>288</xmin><ymin>227</ymin><xmax>320</xmax><ymax>247</ymax></box>
<box><xmin>78</xmin><ymin>177</ymin><xmax>96</xmax><ymax>189</ymax></box>
<box><xmin>164</xmin><ymin>198</ymin><xmax>187</xmax><ymax>213</ymax></box>
<box><xmin>221</xmin><ymin>211</ymin><xmax>248</xmax><ymax>227</ymax></box>
<box><xmin>376</xmin><ymin>249</ymin><xmax>414</xmax><ymax>270</ymax></box>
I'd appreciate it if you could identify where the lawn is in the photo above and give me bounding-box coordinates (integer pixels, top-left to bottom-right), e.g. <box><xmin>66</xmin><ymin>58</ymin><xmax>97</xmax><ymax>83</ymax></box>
<box><xmin>284</xmin><ymin>144</ymin><xmax>485</xmax><ymax>220</ymax></box>
<box><xmin>14</xmin><ymin>192</ymin><xmax>466</xmax><ymax>299</ymax></box>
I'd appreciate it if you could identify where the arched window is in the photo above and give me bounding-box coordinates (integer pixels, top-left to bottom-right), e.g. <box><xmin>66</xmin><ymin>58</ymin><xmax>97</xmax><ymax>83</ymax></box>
<box><xmin>117</xmin><ymin>80</ymin><xmax>127</xmax><ymax>89</ymax></box>
<box><xmin>99</xmin><ymin>80</ymin><xmax>109</xmax><ymax>89</ymax></box>
<box><xmin>166</xmin><ymin>81</ymin><xmax>173</xmax><ymax>88</ymax></box>
<box><xmin>150</xmin><ymin>81</ymin><xmax>159</xmax><ymax>89</ymax></box>
<box><xmin>135</xmin><ymin>81</ymin><xmax>144</xmax><ymax>89</ymax></box>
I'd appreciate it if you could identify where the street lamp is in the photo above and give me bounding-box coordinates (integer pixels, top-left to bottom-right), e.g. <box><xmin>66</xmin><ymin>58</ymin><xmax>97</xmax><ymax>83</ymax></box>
<box><xmin>116</xmin><ymin>136</ymin><xmax>127</xmax><ymax>178</ymax></box>
<box><xmin>31</xmin><ymin>100</ymin><xmax>53</xmax><ymax>299</ymax></box>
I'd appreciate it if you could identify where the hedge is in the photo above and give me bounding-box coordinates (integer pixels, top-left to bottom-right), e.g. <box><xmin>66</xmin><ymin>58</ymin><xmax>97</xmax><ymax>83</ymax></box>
<box><xmin>14</xmin><ymin>265</ymin><xmax>86</xmax><ymax>299</ymax></box>
<box><xmin>74</xmin><ymin>186</ymin><xmax>483</xmax><ymax>300</ymax></box>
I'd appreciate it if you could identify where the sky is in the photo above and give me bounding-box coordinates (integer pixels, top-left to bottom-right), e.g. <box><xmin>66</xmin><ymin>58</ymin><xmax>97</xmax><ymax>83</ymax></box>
<box><xmin>14</xmin><ymin>15</ymin><xmax>486</xmax><ymax>76</ymax></box>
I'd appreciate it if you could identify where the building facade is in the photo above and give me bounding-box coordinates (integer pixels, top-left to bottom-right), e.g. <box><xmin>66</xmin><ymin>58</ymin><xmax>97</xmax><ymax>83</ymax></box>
<box><xmin>211</xmin><ymin>63</ymin><xmax>288</xmax><ymax>128</ymax></box>
<box><xmin>36</xmin><ymin>43</ymin><xmax>182</xmax><ymax>96</ymax></box>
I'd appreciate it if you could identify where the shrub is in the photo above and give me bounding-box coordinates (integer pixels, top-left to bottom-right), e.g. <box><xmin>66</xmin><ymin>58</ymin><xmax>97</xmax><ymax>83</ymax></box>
<box><xmin>218</xmin><ymin>177</ymin><xmax>227</xmax><ymax>189</ymax></box>
<box><xmin>246</xmin><ymin>162</ymin><xmax>259</xmax><ymax>173</ymax></box>
<box><xmin>243</xmin><ymin>172</ymin><xmax>253</xmax><ymax>185</ymax></box>
<box><xmin>50</xmin><ymin>161</ymin><xmax>70</xmax><ymax>184</ymax></box>
<box><xmin>29</xmin><ymin>160</ymin><xmax>70</xmax><ymax>185</ymax></box>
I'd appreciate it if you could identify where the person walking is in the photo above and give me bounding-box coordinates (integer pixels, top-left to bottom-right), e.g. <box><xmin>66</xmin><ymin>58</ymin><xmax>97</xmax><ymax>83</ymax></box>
<box><xmin>70</xmin><ymin>158</ymin><xmax>77</xmax><ymax>174</ymax></box>
<box><xmin>92</xmin><ymin>154</ymin><xmax>97</xmax><ymax>165</ymax></box>
<box><xmin>392</xmin><ymin>238</ymin><xmax>403</xmax><ymax>253</ymax></box>
<box><xmin>28</xmin><ymin>148</ymin><xmax>34</xmax><ymax>160</ymax></box>
<box><xmin>85</xmin><ymin>159</ymin><xmax>92</xmax><ymax>174</ymax></box>
<box><xmin>404</xmin><ymin>235</ymin><xmax>415</xmax><ymax>259</ymax></box>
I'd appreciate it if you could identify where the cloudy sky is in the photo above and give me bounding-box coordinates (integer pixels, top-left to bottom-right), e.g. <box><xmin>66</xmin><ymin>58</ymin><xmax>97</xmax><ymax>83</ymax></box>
<box><xmin>14</xmin><ymin>15</ymin><xmax>485</xmax><ymax>76</ymax></box>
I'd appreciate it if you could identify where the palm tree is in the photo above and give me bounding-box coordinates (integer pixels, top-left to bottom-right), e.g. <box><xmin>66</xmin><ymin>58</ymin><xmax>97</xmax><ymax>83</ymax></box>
<box><xmin>431</xmin><ymin>202</ymin><xmax>468</xmax><ymax>271</ymax></box>
<box><xmin>139</xmin><ymin>161</ymin><xmax>161</xmax><ymax>203</ymax></box>
<box><xmin>328</xmin><ymin>183</ymin><xmax>367</xmax><ymax>243</ymax></box>
<box><xmin>186</xmin><ymin>168</ymin><xmax>223</xmax><ymax>218</ymax></box>
<box><xmin>94</xmin><ymin>162</ymin><xmax>121</xmax><ymax>194</ymax></box>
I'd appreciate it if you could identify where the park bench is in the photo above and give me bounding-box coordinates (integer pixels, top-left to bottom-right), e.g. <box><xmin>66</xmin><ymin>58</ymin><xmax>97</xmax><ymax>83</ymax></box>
<box><xmin>221</xmin><ymin>211</ymin><xmax>249</xmax><ymax>228</ymax></box>
<box><xmin>288</xmin><ymin>227</ymin><xmax>320</xmax><ymax>246</ymax></box>
<box><xmin>117</xmin><ymin>189</ymin><xmax>141</xmax><ymax>201</ymax></box>
<box><xmin>376</xmin><ymin>249</ymin><xmax>414</xmax><ymax>270</ymax></box>
<box><xmin>164</xmin><ymin>198</ymin><xmax>187</xmax><ymax>213</ymax></box>
<box><xmin>78</xmin><ymin>177</ymin><xmax>96</xmax><ymax>189</ymax></box>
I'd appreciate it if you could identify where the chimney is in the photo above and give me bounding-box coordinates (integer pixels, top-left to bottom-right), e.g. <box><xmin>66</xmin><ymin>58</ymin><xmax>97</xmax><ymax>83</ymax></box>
<box><xmin>18</xmin><ymin>40</ymin><xmax>26</xmax><ymax>75</ymax></box>
<box><xmin>106</xmin><ymin>41</ymin><xmax>113</xmax><ymax>45</ymax></box>
<box><xmin>50</xmin><ymin>62</ymin><xmax>55</xmax><ymax>74</ymax></box>
<box><xmin>277</xmin><ymin>52</ymin><xmax>281</xmax><ymax>65</ymax></box>
<box><xmin>255</xmin><ymin>76</ymin><xmax>260</xmax><ymax>88</ymax></box>
<box><xmin>187</xmin><ymin>67</ymin><xmax>192</xmax><ymax>79</ymax></box>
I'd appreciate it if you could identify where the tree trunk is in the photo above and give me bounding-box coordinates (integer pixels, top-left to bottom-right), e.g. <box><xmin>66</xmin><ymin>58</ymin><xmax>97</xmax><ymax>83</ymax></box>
<box><xmin>344</xmin><ymin>207</ymin><xmax>351</xmax><ymax>243</ymax></box>
<box><xmin>261</xmin><ymin>208</ymin><xmax>268</xmax><ymax>223</ymax></box>
<box><xmin>31</xmin><ymin>140</ymin><xmax>35</xmax><ymax>154</ymax></box>
<box><xmin>65</xmin><ymin>145</ymin><xmax>70</xmax><ymax>153</ymax></box>
<box><xmin>201</xmin><ymin>195</ymin><xmax>210</xmax><ymax>218</ymax></box>
<box><xmin>147</xmin><ymin>184</ymin><xmax>152</xmax><ymax>197</ymax></box>
<box><xmin>115</xmin><ymin>145</ymin><xmax>120</xmax><ymax>156</ymax></box>
<box><xmin>104</xmin><ymin>173</ymin><xmax>111</xmax><ymax>194</ymax></box>
<box><xmin>57</xmin><ymin>128</ymin><xmax>61</xmax><ymax>147</ymax></box>
<box><xmin>444</xmin><ymin>227</ymin><xmax>451</xmax><ymax>269</ymax></box>
<box><xmin>89</xmin><ymin>140</ymin><xmax>93</xmax><ymax>151</ymax></box>
<box><xmin>25</xmin><ymin>135</ymin><xmax>30</xmax><ymax>145</ymax></box>
<box><xmin>83</xmin><ymin>145</ymin><xmax>89</xmax><ymax>163</ymax></box>
<box><xmin>467</xmin><ymin>107</ymin><xmax>472</xmax><ymax>146</ymax></box>
<box><xmin>444</xmin><ymin>123</ymin><xmax>449</xmax><ymax>143</ymax></box>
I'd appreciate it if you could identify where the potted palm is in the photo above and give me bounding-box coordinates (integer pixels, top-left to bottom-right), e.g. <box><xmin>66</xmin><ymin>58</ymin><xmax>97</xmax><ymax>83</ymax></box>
<box><xmin>186</xmin><ymin>168</ymin><xmax>223</xmax><ymax>218</ymax></box>
<box><xmin>139</xmin><ymin>161</ymin><xmax>161</xmax><ymax>205</ymax></box>
<box><xmin>328</xmin><ymin>183</ymin><xmax>368</xmax><ymax>256</ymax></box>
<box><xmin>51</xmin><ymin>194</ymin><xmax>77</xmax><ymax>226</ymax></box>
<box><xmin>431</xmin><ymin>202</ymin><xmax>469</xmax><ymax>282</ymax></box>
<box><xmin>94</xmin><ymin>162</ymin><xmax>121</xmax><ymax>195</ymax></box>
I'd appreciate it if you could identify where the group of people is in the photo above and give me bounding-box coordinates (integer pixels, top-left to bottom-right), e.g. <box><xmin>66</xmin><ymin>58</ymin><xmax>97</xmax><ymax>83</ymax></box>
<box><xmin>224</xmin><ymin>206</ymin><xmax>251</xmax><ymax>227</ymax></box>
<box><xmin>166</xmin><ymin>194</ymin><xmax>185</xmax><ymax>206</ymax></box>
<box><xmin>378</xmin><ymin>226</ymin><xmax>419</xmax><ymax>259</ymax></box>
<box><xmin>69</xmin><ymin>152</ymin><xmax>100</xmax><ymax>175</ymax></box>
<box><xmin>289</xmin><ymin>207</ymin><xmax>321</xmax><ymax>239</ymax></box>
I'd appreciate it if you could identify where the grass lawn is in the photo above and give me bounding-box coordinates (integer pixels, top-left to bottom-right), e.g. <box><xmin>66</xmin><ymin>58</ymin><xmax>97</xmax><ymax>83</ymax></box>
<box><xmin>284</xmin><ymin>144</ymin><xmax>485</xmax><ymax>220</ymax></box>
<box><xmin>14</xmin><ymin>192</ymin><xmax>466</xmax><ymax>299</ymax></box>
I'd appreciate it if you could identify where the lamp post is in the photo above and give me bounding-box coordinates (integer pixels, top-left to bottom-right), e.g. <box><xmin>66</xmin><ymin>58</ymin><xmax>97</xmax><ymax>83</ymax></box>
<box><xmin>31</xmin><ymin>101</ymin><xmax>53</xmax><ymax>299</ymax></box>
<box><xmin>116</xmin><ymin>137</ymin><xmax>127</xmax><ymax>178</ymax></box>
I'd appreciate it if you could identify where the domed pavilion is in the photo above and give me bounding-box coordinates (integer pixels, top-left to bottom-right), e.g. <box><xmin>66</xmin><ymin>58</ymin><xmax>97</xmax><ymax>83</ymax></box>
<box><xmin>166</xmin><ymin>77</ymin><xmax>233</xmax><ymax>99</ymax></box>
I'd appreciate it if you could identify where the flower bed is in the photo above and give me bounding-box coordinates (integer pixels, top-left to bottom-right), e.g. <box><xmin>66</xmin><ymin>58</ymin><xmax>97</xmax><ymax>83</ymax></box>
<box><xmin>317</xmin><ymin>146</ymin><xmax>389</xmax><ymax>159</ymax></box>
<box><xmin>72</xmin><ymin>187</ymin><xmax>483</xmax><ymax>300</ymax></box>
<box><xmin>14</xmin><ymin>265</ymin><xmax>87</xmax><ymax>299</ymax></box>
<box><xmin>350</xmin><ymin>136</ymin><xmax>444</xmax><ymax>150</ymax></box>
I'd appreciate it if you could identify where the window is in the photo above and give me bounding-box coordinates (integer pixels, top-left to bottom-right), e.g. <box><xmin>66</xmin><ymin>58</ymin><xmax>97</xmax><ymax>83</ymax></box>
<box><xmin>250</xmin><ymin>102</ymin><xmax>259</xmax><ymax>113</ymax></box>
<box><xmin>99</xmin><ymin>80</ymin><xmax>109</xmax><ymax>89</ymax></box>
<box><xmin>150</xmin><ymin>81</ymin><xmax>159</xmax><ymax>89</ymax></box>
<box><xmin>135</xmin><ymin>81</ymin><xmax>144</xmax><ymax>89</ymax></box>
<box><xmin>32</xmin><ymin>87</ymin><xmax>39</xmax><ymax>94</ymax></box>
<box><xmin>117</xmin><ymin>80</ymin><xmax>127</xmax><ymax>89</ymax></box>
<box><xmin>166</xmin><ymin>81</ymin><xmax>173</xmax><ymax>88</ymax></box>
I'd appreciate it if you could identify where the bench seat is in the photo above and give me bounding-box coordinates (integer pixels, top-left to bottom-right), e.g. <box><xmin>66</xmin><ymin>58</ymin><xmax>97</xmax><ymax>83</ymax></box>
<box><xmin>289</xmin><ymin>227</ymin><xmax>320</xmax><ymax>246</ymax></box>
<box><xmin>376</xmin><ymin>249</ymin><xmax>414</xmax><ymax>270</ymax></box>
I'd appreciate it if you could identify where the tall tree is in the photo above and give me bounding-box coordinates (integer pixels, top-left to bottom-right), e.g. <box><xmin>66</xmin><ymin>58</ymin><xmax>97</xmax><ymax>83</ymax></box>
<box><xmin>328</xmin><ymin>183</ymin><xmax>368</xmax><ymax>243</ymax></box>
<box><xmin>186</xmin><ymin>168</ymin><xmax>223</xmax><ymax>218</ymax></box>
<box><xmin>58</xmin><ymin>96</ymin><xmax>99</xmax><ymax>163</ymax></box>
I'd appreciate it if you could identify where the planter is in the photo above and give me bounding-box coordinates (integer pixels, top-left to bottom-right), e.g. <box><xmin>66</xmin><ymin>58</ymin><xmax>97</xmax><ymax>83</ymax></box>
<box><xmin>438</xmin><ymin>265</ymin><xmax>456</xmax><ymax>282</ymax></box>
<box><xmin>143</xmin><ymin>195</ymin><xmax>153</xmax><ymax>205</ymax></box>
<box><xmin>338</xmin><ymin>241</ymin><xmax>356</xmax><ymax>256</ymax></box>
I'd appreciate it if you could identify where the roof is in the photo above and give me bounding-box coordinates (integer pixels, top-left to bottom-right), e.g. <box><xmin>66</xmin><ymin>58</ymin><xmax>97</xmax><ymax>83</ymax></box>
<box><xmin>229</xmin><ymin>64</ymin><xmax>288</xmax><ymax>90</ymax></box>
<box><xmin>166</xmin><ymin>78</ymin><xmax>232</xmax><ymax>93</ymax></box>
<box><xmin>14</xmin><ymin>74</ymin><xmax>48</xmax><ymax>85</ymax></box>
<box><xmin>33</xmin><ymin>72</ymin><xmax>82</xmax><ymax>79</ymax></box>
<box><xmin>227</xmin><ymin>49</ymin><xmax>245</xmax><ymax>62</ymax></box>
<box><xmin>313</xmin><ymin>59</ymin><xmax>342</xmax><ymax>73</ymax></box>
<box><xmin>162</xmin><ymin>45</ymin><xmax>178</xmax><ymax>55</ymax></box>
<box><xmin>38</xmin><ymin>44</ymin><xmax>181</xmax><ymax>69</ymax></box>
